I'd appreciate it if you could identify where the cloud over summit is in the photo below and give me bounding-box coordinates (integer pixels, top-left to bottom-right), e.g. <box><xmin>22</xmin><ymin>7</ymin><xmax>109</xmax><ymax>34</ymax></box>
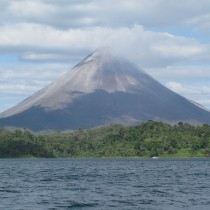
<box><xmin>0</xmin><ymin>0</ymin><xmax>210</xmax><ymax>112</ymax></box>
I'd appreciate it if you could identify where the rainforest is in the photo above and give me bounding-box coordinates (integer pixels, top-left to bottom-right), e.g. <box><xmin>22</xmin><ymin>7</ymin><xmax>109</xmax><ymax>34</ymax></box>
<box><xmin>0</xmin><ymin>121</ymin><xmax>210</xmax><ymax>158</ymax></box>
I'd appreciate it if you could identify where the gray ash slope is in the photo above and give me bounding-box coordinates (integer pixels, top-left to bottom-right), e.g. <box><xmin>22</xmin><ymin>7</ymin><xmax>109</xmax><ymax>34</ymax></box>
<box><xmin>0</xmin><ymin>48</ymin><xmax>210</xmax><ymax>131</ymax></box>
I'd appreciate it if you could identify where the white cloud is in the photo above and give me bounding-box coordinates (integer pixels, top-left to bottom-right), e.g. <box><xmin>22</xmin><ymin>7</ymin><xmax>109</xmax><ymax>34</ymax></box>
<box><xmin>0</xmin><ymin>0</ymin><xmax>210</xmax><ymax>112</ymax></box>
<box><xmin>0</xmin><ymin>83</ymin><xmax>38</xmax><ymax>95</ymax></box>
<box><xmin>0</xmin><ymin>23</ymin><xmax>208</xmax><ymax>67</ymax></box>
<box><xmin>4</xmin><ymin>0</ymin><xmax>100</xmax><ymax>28</ymax></box>
<box><xmin>166</xmin><ymin>82</ymin><xmax>185</xmax><ymax>93</ymax></box>
<box><xmin>146</xmin><ymin>65</ymin><xmax>210</xmax><ymax>81</ymax></box>
<box><xmin>166</xmin><ymin>82</ymin><xmax>210</xmax><ymax>95</ymax></box>
<box><xmin>0</xmin><ymin>61</ymin><xmax>70</xmax><ymax>112</ymax></box>
<box><xmin>1</xmin><ymin>0</ymin><xmax>210</xmax><ymax>30</ymax></box>
<box><xmin>185</xmin><ymin>13</ymin><xmax>210</xmax><ymax>32</ymax></box>
<box><xmin>198</xmin><ymin>100</ymin><xmax>210</xmax><ymax>108</ymax></box>
<box><xmin>165</xmin><ymin>81</ymin><xmax>210</xmax><ymax>109</ymax></box>
<box><xmin>0</xmin><ymin>62</ymin><xmax>69</xmax><ymax>80</ymax></box>
<box><xmin>0</xmin><ymin>62</ymin><xmax>69</xmax><ymax>98</ymax></box>
<box><xmin>8</xmin><ymin>0</ymin><xmax>55</xmax><ymax>18</ymax></box>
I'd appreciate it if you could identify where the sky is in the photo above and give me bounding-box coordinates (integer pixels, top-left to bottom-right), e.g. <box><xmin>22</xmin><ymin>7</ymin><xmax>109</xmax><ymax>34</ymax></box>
<box><xmin>0</xmin><ymin>0</ymin><xmax>210</xmax><ymax>113</ymax></box>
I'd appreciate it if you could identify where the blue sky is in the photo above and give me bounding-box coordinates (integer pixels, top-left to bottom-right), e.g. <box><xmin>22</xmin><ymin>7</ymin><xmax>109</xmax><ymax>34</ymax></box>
<box><xmin>0</xmin><ymin>0</ymin><xmax>210</xmax><ymax>112</ymax></box>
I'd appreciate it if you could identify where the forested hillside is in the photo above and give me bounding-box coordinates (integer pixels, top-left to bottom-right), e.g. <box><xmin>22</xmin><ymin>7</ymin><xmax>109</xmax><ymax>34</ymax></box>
<box><xmin>0</xmin><ymin>121</ymin><xmax>210</xmax><ymax>158</ymax></box>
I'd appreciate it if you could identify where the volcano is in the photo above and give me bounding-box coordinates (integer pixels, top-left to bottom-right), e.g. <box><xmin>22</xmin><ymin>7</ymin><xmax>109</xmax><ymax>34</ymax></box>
<box><xmin>0</xmin><ymin>48</ymin><xmax>210</xmax><ymax>131</ymax></box>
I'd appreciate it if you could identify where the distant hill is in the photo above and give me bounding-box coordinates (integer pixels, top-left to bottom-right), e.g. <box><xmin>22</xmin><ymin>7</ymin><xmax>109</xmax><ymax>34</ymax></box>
<box><xmin>0</xmin><ymin>47</ymin><xmax>210</xmax><ymax>131</ymax></box>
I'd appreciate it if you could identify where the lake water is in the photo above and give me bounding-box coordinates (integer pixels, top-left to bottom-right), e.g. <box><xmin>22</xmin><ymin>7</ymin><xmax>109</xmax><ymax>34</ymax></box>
<box><xmin>0</xmin><ymin>158</ymin><xmax>210</xmax><ymax>210</ymax></box>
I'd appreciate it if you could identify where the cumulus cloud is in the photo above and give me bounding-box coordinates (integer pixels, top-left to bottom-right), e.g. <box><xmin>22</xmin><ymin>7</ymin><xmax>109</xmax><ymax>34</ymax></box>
<box><xmin>0</xmin><ymin>0</ymin><xmax>210</xmax><ymax>112</ymax></box>
<box><xmin>0</xmin><ymin>62</ymin><xmax>69</xmax><ymax>97</ymax></box>
<box><xmin>5</xmin><ymin>0</ymin><xmax>100</xmax><ymax>28</ymax></box>
<box><xmin>198</xmin><ymin>100</ymin><xmax>210</xmax><ymax>109</ymax></box>
<box><xmin>186</xmin><ymin>13</ymin><xmax>210</xmax><ymax>33</ymax></box>
<box><xmin>0</xmin><ymin>83</ymin><xmax>38</xmax><ymax>95</ymax></box>
<box><xmin>165</xmin><ymin>81</ymin><xmax>210</xmax><ymax>110</ymax></box>
<box><xmin>1</xmin><ymin>0</ymin><xmax>210</xmax><ymax>30</ymax></box>
<box><xmin>0</xmin><ymin>23</ymin><xmax>208</xmax><ymax>67</ymax></box>
<box><xmin>8</xmin><ymin>0</ymin><xmax>55</xmax><ymax>19</ymax></box>
<box><xmin>146</xmin><ymin>65</ymin><xmax>210</xmax><ymax>81</ymax></box>
<box><xmin>0</xmin><ymin>0</ymin><xmax>210</xmax><ymax>68</ymax></box>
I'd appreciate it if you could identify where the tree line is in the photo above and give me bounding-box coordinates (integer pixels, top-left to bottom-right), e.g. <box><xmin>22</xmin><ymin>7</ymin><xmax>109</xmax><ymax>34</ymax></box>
<box><xmin>0</xmin><ymin>121</ymin><xmax>210</xmax><ymax>158</ymax></box>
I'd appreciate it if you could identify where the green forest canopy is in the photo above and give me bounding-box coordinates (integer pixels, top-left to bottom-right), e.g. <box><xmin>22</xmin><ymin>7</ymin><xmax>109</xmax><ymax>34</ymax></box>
<box><xmin>0</xmin><ymin>121</ymin><xmax>210</xmax><ymax>158</ymax></box>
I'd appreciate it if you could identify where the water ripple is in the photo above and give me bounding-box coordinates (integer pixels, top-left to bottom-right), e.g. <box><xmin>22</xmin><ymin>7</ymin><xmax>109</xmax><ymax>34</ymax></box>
<box><xmin>0</xmin><ymin>158</ymin><xmax>209</xmax><ymax>210</ymax></box>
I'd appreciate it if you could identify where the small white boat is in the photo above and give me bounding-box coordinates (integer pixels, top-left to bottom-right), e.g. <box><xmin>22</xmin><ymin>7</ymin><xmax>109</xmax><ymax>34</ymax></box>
<box><xmin>152</xmin><ymin>156</ymin><xmax>158</xmax><ymax>159</ymax></box>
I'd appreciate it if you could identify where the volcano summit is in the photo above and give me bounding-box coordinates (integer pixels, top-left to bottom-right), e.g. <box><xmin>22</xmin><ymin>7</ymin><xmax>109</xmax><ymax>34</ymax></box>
<box><xmin>0</xmin><ymin>48</ymin><xmax>210</xmax><ymax>131</ymax></box>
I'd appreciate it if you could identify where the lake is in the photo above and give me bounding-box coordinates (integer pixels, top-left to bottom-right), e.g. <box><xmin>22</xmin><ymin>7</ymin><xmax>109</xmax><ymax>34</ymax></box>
<box><xmin>0</xmin><ymin>158</ymin><xmax>209</xmax><ymax>210</ymax></box>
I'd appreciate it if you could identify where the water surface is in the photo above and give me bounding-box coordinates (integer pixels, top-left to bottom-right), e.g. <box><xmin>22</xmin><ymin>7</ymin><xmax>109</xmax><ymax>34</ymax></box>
<box><xmin>0</xmin><ymin>158</ymin><xmax>209</xmax><ymax>209</ymax></box>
